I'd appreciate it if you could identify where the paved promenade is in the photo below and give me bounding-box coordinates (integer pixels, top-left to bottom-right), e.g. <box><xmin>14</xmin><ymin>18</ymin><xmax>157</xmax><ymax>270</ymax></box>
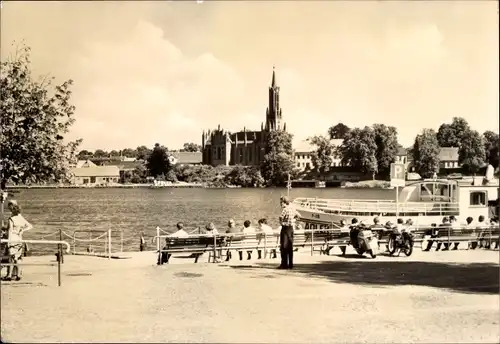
<box><xmin>1</xmin><ymin>249</ymin><xmax>499</xmax><ymax>343</ymax></box>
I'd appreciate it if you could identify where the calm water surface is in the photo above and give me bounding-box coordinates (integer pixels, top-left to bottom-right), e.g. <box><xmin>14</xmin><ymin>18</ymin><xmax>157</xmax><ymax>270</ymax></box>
<box><xmin>6</xmin><ymin>187</ymin><xmax>393</xmax><ymax>254</ymax></box>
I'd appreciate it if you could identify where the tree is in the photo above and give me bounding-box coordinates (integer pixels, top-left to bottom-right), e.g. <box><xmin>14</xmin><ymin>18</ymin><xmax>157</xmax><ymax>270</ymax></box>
<box><xmin>410</xmin><ymin>129</ymin><xmax>440</xmax><ymax>178</ymax></box>
<box><xmin>146</xmin><ymin>143</ymin><xmax>171</xmax><ymax>178</ymax></box>
<box><xmin>483</xmin><ymin>131</ymin><xmax>499</xmax><ymax>169</ymax></box>
<box><xmin>94</xmin><ymin>149</ymin><xmax>107</xmax><ymax>158</ymax></box>
<box><xmin>0</xmin><ymin>42</ymin><xmax>81</xmax><ymax>188</ymax></box>
<box><xmin>328</xmin><ymin>123</ymin><xmax>350</xmax><ymax>140</ymax></box>
<box><xmin>307</xmin><ymin>135</ymin><xmax>336</xmax><ymax>179</ymax></box>
<box><xmin>77</xmin><ymin>150</ymin><xmax>93</xmax><ymax>159</ymax></box>
<box><xmin>338</xmin><ymin>126</ymin><xmax>378</xmax><ymax>178</ymax></box>
<box><xmin>109</xmin><ymin>150</ymin><xmax>120</xmax><ymax>157</ymax></box>
<box><xmin>121</xmin><ymin>148</ymin><xmax>137</xmax><ymax>158</ymax></box>
<box><xmin>181</xmin><ymin>142</ymin><xmax>202</xmax><ymax>152</ymax></box>
<box><xmin>372</xmin><ymin>124</ymin><xmax>399</xmax><ymax>177</ymax></box>
<box><xmin>260</xmin><ymin>130</ymin><xmax>297</xmax><ymax>186</ymax></box>
<box><xmin>137</xmin><ymin>145</ymin><xmax>152</xmax><ymax>160</ymax></box>
<box><xmin>437</xmin><ymin>117</ymin><xmax>471</xmax><ymax>148</ymax></box>
<box><xmin>459</xmin><ymin>130</ymin><xmax>486</xmax><ymax>174</ymax></box>
<box><xmin>225</xmin><ymin>165</ymin><xmax>264</xmax><ymax>187</ymax></box>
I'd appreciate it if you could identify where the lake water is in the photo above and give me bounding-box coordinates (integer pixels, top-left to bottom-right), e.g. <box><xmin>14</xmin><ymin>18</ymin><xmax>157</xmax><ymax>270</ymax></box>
<box><xmin>4</xmin><ymin>187</ymin><xmax>393</xmax><ymax>254</ymax></box>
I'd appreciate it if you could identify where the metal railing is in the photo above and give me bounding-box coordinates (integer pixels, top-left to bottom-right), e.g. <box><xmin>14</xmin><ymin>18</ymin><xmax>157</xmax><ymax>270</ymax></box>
<box><xmin>293</xmin><ymin>197</ymin><xmax>460</xmax><ymax>216</ymax></box>
<box><xmin>154</xmin><ymin>223</ymin><xmax>499</xmax><ymax>263</ymax></box>
<box><xmin>1</xmin><ymin>239</ymin><xmax>70</xmax><ymax>286</ymax></box>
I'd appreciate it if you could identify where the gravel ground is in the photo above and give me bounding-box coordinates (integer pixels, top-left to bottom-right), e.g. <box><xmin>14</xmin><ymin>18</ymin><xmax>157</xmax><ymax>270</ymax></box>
<box><xmin>1</xmin><ymin>248</ymin><xmax>499</xmax><ymax>343</ymax></box>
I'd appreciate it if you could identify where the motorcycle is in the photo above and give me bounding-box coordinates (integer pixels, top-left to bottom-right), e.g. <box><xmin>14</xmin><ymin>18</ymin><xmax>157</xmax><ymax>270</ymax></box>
<box><xmin>350</xmin><ymin>226</ymin><xmax>378</xmax><ymax>258</ymax></box>
<box><xmin>388</xmin><ymin>230</ymin><xmax>414</xmax><ymax>256</ymax></box>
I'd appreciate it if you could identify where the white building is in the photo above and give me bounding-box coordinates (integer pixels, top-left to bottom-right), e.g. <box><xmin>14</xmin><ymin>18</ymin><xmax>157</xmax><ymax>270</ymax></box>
<box><xmin>293</xmin><ymin>139</ymin><xmax>343</xmax><ymax>171</ymax></box>
<box><xmin>70</xmin><ymin>165</ymin><xmax>120</xmax><ymax>185</ymax></box>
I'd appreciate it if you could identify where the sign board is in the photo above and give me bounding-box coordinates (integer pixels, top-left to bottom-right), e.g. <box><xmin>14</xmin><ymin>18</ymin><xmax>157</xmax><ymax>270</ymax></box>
<box><xmin>390</xmin><ymin>163</ymin><xmax>406</xmax><ymax>188</ymax></box>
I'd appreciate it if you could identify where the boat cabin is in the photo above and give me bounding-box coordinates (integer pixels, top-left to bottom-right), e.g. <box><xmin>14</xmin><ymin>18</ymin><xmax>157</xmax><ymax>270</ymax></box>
<box><xmin>399</xmin><ymin>178</ymin><xmax>499</xmax><ymax>219</ymax></box>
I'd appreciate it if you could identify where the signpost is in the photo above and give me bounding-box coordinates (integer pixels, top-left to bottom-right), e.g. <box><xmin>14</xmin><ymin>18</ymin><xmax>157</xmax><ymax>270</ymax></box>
<box><xmin>390</xmin><ymin>163</ymin><xmax>406</xmax><ymax>217</ymax></box>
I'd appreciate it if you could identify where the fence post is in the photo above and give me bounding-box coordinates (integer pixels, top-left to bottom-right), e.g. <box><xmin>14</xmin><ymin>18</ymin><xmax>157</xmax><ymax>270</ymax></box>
<box><xmin>108</xmin><ymin>229</ymin><xmax>112</xmax><ymax>259</ymax></box>
<box><xmin>447</xmin><ymin>226</ymin><xmax>451</xmax><ymax>249</ymax></box>
<box><xmin>311</xmin><ymin>227</ymin><xmax>314</xmax><ymax>256</ymax></box>
<box><xmin>58</xmin><ymin>228</ymin><xmax>64</xmax><ymax>264</ymax></box>
<box><xmin>58</xmin><ymin>228</ymin><xmax>62</xmax><ymax>287</ymax></box>
<box><xmin>72</xmin><ymin>232</ymin><xmax>76</xmax><ymax>255</ymax></box>
<box><xmin>156</xmin><ymin>226</ymin><xmax>161</xmax><ymax>265</ymax></box>
<box><xmin>120</xmin><ymin>230</ymin><xmax>124</xmax><ymax>253</ymax></box>
<box><xmin>213</xmin><ymin>234</ymin><xmax>217</xmax><ymax>263</ymax></box>
<box><xmin>264</xmin><ymin>233</ymin><xmax>268</xmax><ymax>259</ymax></box>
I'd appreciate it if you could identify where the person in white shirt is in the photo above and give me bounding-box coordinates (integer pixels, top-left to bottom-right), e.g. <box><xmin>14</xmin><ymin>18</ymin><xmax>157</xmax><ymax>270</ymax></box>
<box><xmin>169</xmin><ymin>222</ymin><xmax>189</xmax><ymax>238</ymax></box>
<box><xmin>257</xmin><ymin>218</ymin><xmax>276</xmax><ymax>259</ymax></box>
<box><xmin>242</xmin><ymin>220</ymin><xmax>256</xmax><ymax>260</ymax></box>
<box><xmin>2</xmin><ymin>200</ymin><xmax>33</xmax><ymax>281</ymax></box>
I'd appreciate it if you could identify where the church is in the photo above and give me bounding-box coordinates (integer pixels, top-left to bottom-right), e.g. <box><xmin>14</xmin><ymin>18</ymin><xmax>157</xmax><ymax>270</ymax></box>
<box><xmin>201</xmin><ymin>67</ymin><xmax>287</xmax><ymax>166</ymax></box>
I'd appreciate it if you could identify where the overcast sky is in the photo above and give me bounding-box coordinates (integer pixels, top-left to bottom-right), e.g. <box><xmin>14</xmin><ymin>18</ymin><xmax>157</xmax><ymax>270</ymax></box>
<box><xmin>2</xmin><ymin>1</ymin><xmax>498</xmax><ymax>151</ymax></box>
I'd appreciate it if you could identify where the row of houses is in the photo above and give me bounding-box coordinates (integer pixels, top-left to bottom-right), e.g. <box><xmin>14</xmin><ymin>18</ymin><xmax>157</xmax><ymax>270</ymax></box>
<box><xmin>69</xmin><ymin>152</ymin><xmax>203</xmax><ymax>186</ymax></box>
<box><xmin>292</xmin><ymin>139</ymin><xmax>459</xmax><ymax>172</ymax></box>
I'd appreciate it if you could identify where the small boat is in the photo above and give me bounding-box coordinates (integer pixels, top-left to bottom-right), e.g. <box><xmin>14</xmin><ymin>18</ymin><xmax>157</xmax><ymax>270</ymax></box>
<box><xmin>292</xmin><ymin>170</ymin><xmax>499</xmax><ymax>228</ymax></box>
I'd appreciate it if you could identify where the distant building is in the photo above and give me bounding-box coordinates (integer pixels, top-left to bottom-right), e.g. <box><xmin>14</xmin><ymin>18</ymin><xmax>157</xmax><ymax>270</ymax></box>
<box><xmin>439</xmin><ymin>147</ymin><xmax>459</xmax><ymax>169</ymax></box>
<box><xmin>169</xmin><ymin>152</ymin><xmax>203</xmax><ymax>166</ymax></box>
<box><xmin>293</xmin><ymin>139</ymin><xmax>343</xmax><ymax>171</ymax></box>
<box><xmin>76</xmin><ymin>159</ymin><xmax>97</xmax><ymax>168</ymax></box>
<box><xmin>202</xmin><ymin>67</ymin><xmax>287</xmax><ymax>166</ymax></box>
<box><xmin>71</xmin><ymin>166</ymin><xmax>120</xmax><ymax>185</ymax></box>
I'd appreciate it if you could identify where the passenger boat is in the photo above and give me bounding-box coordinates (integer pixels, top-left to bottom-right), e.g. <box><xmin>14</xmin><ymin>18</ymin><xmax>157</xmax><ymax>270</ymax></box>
<box><xmin>292</xmin><ymin>172</ymin><xmax>499</xmax><ymax>229</ymax></box>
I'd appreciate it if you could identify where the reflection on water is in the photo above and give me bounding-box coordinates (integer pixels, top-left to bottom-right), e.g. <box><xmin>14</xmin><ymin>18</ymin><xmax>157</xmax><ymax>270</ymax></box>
<box><xmin>8</xmin><ymin>187</ymin><xmax>392</xmax><ymax>254</ymax></box>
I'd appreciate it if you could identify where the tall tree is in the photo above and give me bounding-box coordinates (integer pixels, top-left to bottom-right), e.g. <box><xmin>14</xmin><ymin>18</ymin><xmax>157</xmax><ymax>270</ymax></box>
<box><xmin>307</xmin><ymin>135</ymin><xmax>336</xmax><ymax>179</ymax></box>
<box><xmin>137</xmin><ymin>145</ymin><xmax>153</xmax><ymax>160</ymax></box>
<box><xmin>260</xmin><ymin>131</ymin><xmax>296</xmax><ymax>185</ymax></box>
<box><xmin>0</xmin><ymin>43</ymin><xmax>81</xmax><ymax>188</ymax></box>
<box><xmin>77</xmin><ymin>150</ymin><xmax>93</xmax><ymax>159</ymax></box>
<box><xmin>121</xmin><ymin>148</ymin><xmax>137</xmax><ymax>158</ymax></box>
<box><xmin>146</xmin><ymin>143</ymin><xmax>171</xmax><ymax>178</ymax></box>
<box><xmin>459</xmin><ymin>130</ymin><xmax>486</xmax><ymax>174</ymax></box>
<box><xmin>410</xmin><ymin>129</ymin><xmax>440</xmax><ymax>178</ymax></box>
<box><xmin>483</xmin><ymin>131</ymin><xmax>500</xmax><ymax>169</ymax></box>
<box><xmin>372</xmin><ymin>124</ymin><xmax>399</xmax><ymax>177</ymax></box>
<box><xmin>181</xmin><ymin>142</ymin><xmax>202</xmax><ymax>152</ymax></box>
<box><xmin>437</xmin><ymin>117</ymin><xmax>471</xmax><ymax>148</ymax></box>
<box><xmin>339</xmin><ymin>126</ymin><xmax>378</xmax><ymax>178</ymax></box>
<box><xmin>328</xmin><ymin>123</ymin><xmax>351</xmax><ymax>140</ymax></box>
<box><xmin>93</xmin><ymin>149</ymin><xmax>107</xmax><ymax>158</ymax></box>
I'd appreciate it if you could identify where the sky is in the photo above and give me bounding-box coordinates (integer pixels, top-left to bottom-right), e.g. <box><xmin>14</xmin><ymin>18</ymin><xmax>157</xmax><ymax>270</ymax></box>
<box><xmin>1</xmin><ymin>1</ymin><xmax>498</xmax><ymax>151</ymax></box>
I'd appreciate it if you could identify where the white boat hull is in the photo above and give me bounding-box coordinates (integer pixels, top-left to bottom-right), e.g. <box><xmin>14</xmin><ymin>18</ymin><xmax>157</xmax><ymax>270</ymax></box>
<box><xmin>295</xmin><ymin>207</ymin><xmax>451</xmax><ymax>227</ymax></box>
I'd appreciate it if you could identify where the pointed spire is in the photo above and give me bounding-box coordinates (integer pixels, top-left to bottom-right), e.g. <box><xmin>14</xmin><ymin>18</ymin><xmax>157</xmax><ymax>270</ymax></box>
<box><xmin>271</xmin><ymin>65</ymin><xmax>277</xmax><ymax>88</ymax></box>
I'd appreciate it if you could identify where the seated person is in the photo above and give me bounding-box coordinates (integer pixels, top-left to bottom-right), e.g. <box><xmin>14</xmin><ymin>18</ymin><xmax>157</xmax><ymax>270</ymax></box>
<box><xmin>256</xmin><ymin>218</ymin><xmax>276</xmax><ymax>259</ymax></box>
<box><xmin>242</xmin><ymin>220</ymin><xmax>256</xmax><ymax>260</ymax></box>
<box><xmin>169</xmin><ymin>222</ymin><xmax>189</xmax><ymax>238</ymax></box>
<box><xmin>160</xmin><ymin>222</ymin><xmax>190</xmax><ymax>264</ymax></box>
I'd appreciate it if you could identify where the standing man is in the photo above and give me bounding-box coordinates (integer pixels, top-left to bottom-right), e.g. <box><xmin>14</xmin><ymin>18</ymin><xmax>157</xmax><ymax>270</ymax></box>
<box><xmin>278</xmin><ymin>196</ymin><xmax>298</xmax><ymax>269</ymax></box>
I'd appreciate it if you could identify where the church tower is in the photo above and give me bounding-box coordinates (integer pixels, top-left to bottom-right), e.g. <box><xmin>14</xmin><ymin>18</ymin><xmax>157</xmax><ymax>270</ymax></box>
<box><xmin>264</xmin><ymin>66</ymin><xmax>285</xmax><ymax>131</ymax></box>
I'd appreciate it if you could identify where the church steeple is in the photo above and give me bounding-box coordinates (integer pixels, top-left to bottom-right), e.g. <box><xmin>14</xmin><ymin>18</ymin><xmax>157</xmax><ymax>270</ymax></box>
<box><xmin>265</xmin><ymin>66</ymin><xmax>283</xmax><ymax>131</ymax></box>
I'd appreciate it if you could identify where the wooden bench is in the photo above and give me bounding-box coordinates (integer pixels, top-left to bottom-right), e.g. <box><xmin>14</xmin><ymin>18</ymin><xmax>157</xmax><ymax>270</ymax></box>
<box><xmin>221</xmin><ymin>233</ymin><xmax>280</xmax><ymax>260</ymax></box>
<box><xmin>158</xmin><ymin>236</ymin><xmax>224</xmax><ymax>264</ymax></box>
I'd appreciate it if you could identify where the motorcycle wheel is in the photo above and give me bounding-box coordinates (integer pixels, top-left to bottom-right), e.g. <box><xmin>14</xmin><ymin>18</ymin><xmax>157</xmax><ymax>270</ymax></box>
<box><xmin>388</xmin><ymin>238</ymin><xmax>397</xmax><ymax>255</ymax></box>
<box><xmin>369</xmin><ymin>250</ymin><xmax>376</xmax><ymax>258</ymax></box>
<box><xmin>403</xmin><ymin>240</ymin><xmax>413</xmax><ymax>256</ymax></box>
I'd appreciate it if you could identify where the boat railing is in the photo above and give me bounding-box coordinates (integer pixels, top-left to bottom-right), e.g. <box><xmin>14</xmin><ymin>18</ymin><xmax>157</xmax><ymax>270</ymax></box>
<box><xmin>293</xmin><ymin>197</ymin><xmax>460</xmax><ymax>215</ymax></box>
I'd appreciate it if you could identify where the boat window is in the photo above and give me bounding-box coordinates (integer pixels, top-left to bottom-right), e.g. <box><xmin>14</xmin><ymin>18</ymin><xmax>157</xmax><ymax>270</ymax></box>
<box><xmin>420</xmin><ymin>183</ymin><xmax>434</xmax><ymax>199</ymax></box>
<box><xmin>470</xmin><ymin>191</ymin><xmax>487</xmax><ymax>206</ymax></box>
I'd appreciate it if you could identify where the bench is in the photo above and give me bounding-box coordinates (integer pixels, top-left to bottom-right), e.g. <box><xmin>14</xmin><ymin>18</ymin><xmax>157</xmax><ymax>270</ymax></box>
<box><xmin>221</xmin><ymin>233</ymin><xmax>280</xmax><ymax>261</ymax></box>
<box><xmin>158</xmin><ymin>236</ymin><xmax>224</xmax><ymax>264</ymax></box>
